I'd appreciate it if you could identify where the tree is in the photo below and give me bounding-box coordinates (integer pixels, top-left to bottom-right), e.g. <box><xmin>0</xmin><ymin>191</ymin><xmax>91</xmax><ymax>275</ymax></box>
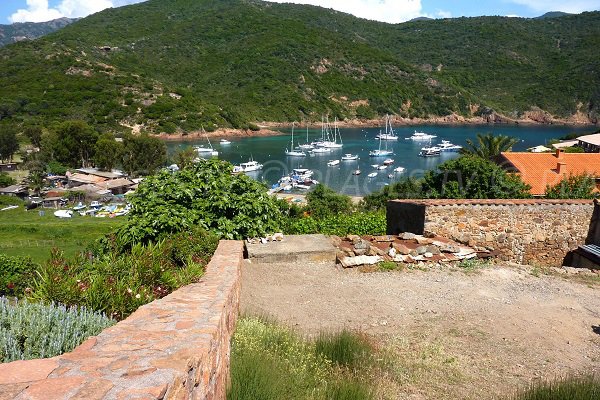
<box><xmin>122</xmin><ymin>134</ymin><xmax>167</xmax><ymax>176</ymax></box>
<box><xmin>545</xmin><ymin>173</ymin><xmax>596</xmax><ymax>199</ymax></box>
<box><xmin>24</xmin><ymin>126</ymin><xmax>43</xmax><ymax>148</ymax></box>
<box><xmin>173</xmin><ymin>147</ymin><xmax>197</xmax><ymax>169</ymax></box>
<box><xmin>460</xmin><ymin>133</ymin><xmax>519</xmax><ymax>159</ymax></box>
<box><xmin>422</xmin><ymin>156</ymin><xmax>531</xmax><ymax>199</ymax></box>
<box><xmin>26</xmin><ymin>160</ymin><xmax>46</xmax><ymax>194</ymax></box>
<box><xmin>116</xmin><ymin>158</ymin><xmax>285</xmax><ymax>246</ymax></box>
<box><xmin>47</xmin><ymin>121</ymin><xmax>99</xmax><ymax>168</ymax></box>
<box><xmin>94</xmin><ymin>134</ymin><xmax>124</xmax><ymax>171</ymax></box>
<box><xmin>360</xmin><ymin>177</ymin><xmax>423</xmax><ymax>211</ymax></box>
<box><xmin>0</xmin><ymin>126</ymin><xmax>19</xmax><ymax>163</ymax></box>
<box><xmin>306</xmin><ymin>184</ymin><xmax>353</xmax><ymax>219</ymax></box>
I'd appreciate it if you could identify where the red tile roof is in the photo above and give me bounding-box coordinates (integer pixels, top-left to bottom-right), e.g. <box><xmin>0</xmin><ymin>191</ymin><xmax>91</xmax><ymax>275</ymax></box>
<box><xmin>499</xmin><ymin>152</ymin><xmax>600</xmax><ymax>195</ymax></box>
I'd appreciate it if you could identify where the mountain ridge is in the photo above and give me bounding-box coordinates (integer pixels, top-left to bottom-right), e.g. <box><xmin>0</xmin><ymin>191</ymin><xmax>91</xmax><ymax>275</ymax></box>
<box><xmin>0</xmin><ymin>17</ymin><xmax>77</xmax><ymax>47</ymax></box>
<box><xmin>0</xmin><ymin>0</ymin><xmax>598</xmax><ymax>134</ymax></box>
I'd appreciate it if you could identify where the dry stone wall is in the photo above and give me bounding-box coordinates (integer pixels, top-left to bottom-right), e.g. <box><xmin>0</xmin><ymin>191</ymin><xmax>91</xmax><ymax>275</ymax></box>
<box><xmin>0</xmin><ymin>240</ymin><xmax>243</xmax><ymax>400</ymax></box>
<box><xmin>387</xmin><ymin>200</ymin><xmax>594</xmax><ymax>266</ymax></box>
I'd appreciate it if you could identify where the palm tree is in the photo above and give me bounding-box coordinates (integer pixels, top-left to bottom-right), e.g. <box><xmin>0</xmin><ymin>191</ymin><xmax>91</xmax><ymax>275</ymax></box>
<box><xmin>460</xmin><ymin>133</ymin><xmax>519</xmax><ymax>159</ymax></box>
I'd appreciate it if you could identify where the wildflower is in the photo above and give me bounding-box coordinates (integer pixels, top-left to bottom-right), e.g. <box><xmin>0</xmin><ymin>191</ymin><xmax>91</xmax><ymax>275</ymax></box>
<box><xmin>135</xmin><ymin>294</ymin><xmax>141</xmax><ymax>299</ymax></box>
<box><xmin>127</xmin><ymin>288</ymin><xmax>133</xmax><ymax>294</ymax></box>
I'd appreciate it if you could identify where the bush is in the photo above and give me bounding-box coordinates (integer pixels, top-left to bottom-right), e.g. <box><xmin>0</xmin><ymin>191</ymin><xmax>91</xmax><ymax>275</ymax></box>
<box><xmin>0</xmin><ymin>254</ymin><xmax>38</xmax><ymax>297</ymax></box>
<box><xmin>0</xmin><ymin>297</ymin><xmax>114</xmax><ymax>362</ymax></box>
<box><xmin>0</xmin><ymin>195</ymin><xmax>24</xmax><ymax>207</ymax></box>
<box><xmin>287</xmin><ymin>211</ymin><xmax>386</xmax><ymax>236</ymax></box>
<box><xmin>545</xmin><ymin>173</ymin><xmax>596</xmax><ymax>199</ymax></box>
<box><xmin>31</xmin><ymin>228</ymin><xmax>218</xmax><ymax>320</ymax></box>
<box><xmin>306</xmin><ymin>184</ymin><xmax>353</xmax><ymax>219</ymax></box>
<box><xmin>509</xmin><ymin>375</ymin><xmax>599</xmax><ymax>400</ymax></box>
<box><xmin>0</xmin><ymin>172</ymin><xmax>15</xmax><ymax>188</ymax></box>
<box><xmin>116</xmin><ymin>158</ymin><xmax>284</xmax><ymax>246</ymax></box>
<box><xmin>360</xmin><ymin>177</ymin><xmax>423</xmax><ymax>211</ymax></box>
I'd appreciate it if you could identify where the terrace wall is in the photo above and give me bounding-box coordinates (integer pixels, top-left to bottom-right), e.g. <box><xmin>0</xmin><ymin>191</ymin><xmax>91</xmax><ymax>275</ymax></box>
<box><xmin>0</xmin><ymin>240</ymin><xmax>243</xmax><ymax>400</ymax></box>
<box><xmin>387</xmin><ymin>199</ymin><xmax>594</xmax><ymax>266</ymax></box>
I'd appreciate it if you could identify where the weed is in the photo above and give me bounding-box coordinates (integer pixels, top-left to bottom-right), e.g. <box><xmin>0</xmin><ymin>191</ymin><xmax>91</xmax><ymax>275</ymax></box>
<box><xmin>509</xmin><ymin>374</ymin><xmax>600</xmax><ymax>400</ymax></box>
<box><xmin>457</xmin><ymin>258</ymin><xmax>489</xmax><ymax>272</ymax></box>
<box><xmin>378</xmin><ymin>261</ymin><xmax>399</xmax><ymax>271</ymax></box>
<box><xmin>315</xmin><ymin>330</ymin><xmax>372</xmax><ymax>370</ymax></box>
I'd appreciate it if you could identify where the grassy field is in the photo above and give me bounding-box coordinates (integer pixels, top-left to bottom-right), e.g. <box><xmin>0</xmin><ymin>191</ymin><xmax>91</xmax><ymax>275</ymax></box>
<box><xmin>0</xmin><ymin>207</ymin><xmax>126</xmax><ymax>263</ymax></box>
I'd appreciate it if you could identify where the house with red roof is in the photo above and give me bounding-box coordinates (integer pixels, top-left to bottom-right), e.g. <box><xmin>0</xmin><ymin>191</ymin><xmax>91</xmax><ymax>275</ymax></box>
<box><xmin>498</xmin><ymin>149</ymin><xmax>600</xmax><ymax>196</ymax></box>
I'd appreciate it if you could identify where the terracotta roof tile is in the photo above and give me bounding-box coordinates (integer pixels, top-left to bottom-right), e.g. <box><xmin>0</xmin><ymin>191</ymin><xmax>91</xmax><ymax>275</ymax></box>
<box><xmin>499</xmin><ymin>152</ymin><xmax>600</xmax><ymax>196</ymax></box>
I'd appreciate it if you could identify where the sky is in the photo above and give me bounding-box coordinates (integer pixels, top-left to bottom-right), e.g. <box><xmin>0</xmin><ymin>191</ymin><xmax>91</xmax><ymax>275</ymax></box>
<box><xmin>1</xmin><ymin>0</ymin><xmax>599</xmax><ymax>24</ymax></box>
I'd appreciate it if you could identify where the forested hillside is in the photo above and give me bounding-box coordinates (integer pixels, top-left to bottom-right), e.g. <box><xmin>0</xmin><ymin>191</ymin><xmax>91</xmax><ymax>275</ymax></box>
<box><xmin>0</xmin><ymin>0</ymin><xmax>598</xmax><ymax>134</ymax></box>
<box><xmin>0</xmin><ymin>18</ymin><xmax>76</xmax><ymax>47</ymax></box>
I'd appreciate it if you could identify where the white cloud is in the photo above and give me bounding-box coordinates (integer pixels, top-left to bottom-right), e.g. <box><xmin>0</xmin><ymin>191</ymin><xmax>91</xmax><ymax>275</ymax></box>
<box><xmin>266</xmin><ymin>0</ymin><xmax>424</xmax><ymax>23</ymax></box>
<box><xmin>509</xmin><ymin>0</ymin><xmax>600</xmax><ymax>14</ymax></box>
<box><xmin>9</xmin><ymin>0</ymin><xmax>146</xmax><ymax>23</ymax></box>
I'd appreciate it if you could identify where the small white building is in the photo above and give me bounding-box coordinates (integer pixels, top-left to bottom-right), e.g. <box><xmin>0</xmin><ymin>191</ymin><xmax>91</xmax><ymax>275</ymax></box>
<box><xmin>577</xmin><ymin>133</ymin><xmax>600</xmax><ymax>153</ymax></box>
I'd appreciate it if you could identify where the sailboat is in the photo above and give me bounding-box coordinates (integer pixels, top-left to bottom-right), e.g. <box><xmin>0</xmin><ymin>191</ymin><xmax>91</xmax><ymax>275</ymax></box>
<box><xmin>194</xmin><ymin>126</ymin><xmax>219</xmax><ymax>156</ymax></box>
<box><xmin>369</xmin><ymin>134</ymin><xmax>394</xmax><ymax>157</ymax></box>
<box><xmin>375</xmin><ymin>115</ymin><xmax>399</xmax><ymax>140</ymax></box>
<box><xmin>285</xmin><ymin>123</ymin><xmax>306</xmax><ymax>157</ymax></box>
<box><xmin>317</xmin><ymin>117</ymin><xmax>343</xmax><ymax>148</ymax></box>
<box><xmin>298</xmin><ymin>124</ymin><xmax>314</xmax><ymax>150</ymax></box>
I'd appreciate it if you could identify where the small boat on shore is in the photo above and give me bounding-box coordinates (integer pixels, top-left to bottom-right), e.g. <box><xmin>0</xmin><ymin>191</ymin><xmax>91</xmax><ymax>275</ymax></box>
<box><xmin>54</xmin><ymin>210</ymin><xmax>73</xmax><ymax>219</ymax></box>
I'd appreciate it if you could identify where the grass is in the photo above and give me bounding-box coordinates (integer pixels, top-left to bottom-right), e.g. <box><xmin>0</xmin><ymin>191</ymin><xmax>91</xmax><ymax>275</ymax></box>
<box><xmin>0</xmin><ymin>207</ymin><xmax>125</xmax><ymax>263</ymax></box>
<box><xmin>456</xmin><ymin>258</ymin><xmax>491</xmax><ymax>273</ymax></box>
<box><xmin>228</xmin><ymin>317</ymin><xmax>374</xmax><ymax>400</ymax></box>
<box><xmin>509</xmin><ymin>375</ymin><xmax>600</xmax><ymax>400</ymax></box>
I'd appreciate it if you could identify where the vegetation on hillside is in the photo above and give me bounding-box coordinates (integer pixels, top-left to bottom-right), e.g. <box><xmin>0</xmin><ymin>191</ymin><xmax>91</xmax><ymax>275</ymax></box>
<box><xmin>0</xmin><ymin>18</ymin><xmax>76</xmax><ymax>48</ymax></box>
<box><xmin>0</xmin><ymin>0</ymin><xmax>597</xmax><ymax>134</ymax></box>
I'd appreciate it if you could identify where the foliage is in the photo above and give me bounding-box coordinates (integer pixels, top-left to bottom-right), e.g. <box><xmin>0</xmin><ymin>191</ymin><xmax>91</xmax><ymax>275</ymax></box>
<box><xmin>228</xmin><ymin>316</ymin><xmax>373</xmax><ymax>400</ymax></box>
<box><xmin>117</xmin><ymin>158</ymin><xmax>284</xmax><ymax>246</ymax></box>
<box><xmin>509</xmin><ymin>374</ymin><xmax>599</xmax><ymax>400</ymax></box>
<box><xmin>0</xmin><ymin>195</ymin><xmax>24</xmax><ymax>206</ymax></box>
<box><xmin>0</xmin><ymin>297</ymin><xmax>114</xmax><ymax>362</ymax></box>
<box><xmin>422</xmin><ymin>156</ymin><xmax>532</xmax><ymax>199</ymax></box>
<box><xmin>173</xmin><ymin>147</ymin><xmax>198</xmax><ymax>169</ymax></box>
<box><xmin>23</xmin><ymin>126</ymin><xmax>43</xmax><ymax>148</ymax></box>
<box><xmin>0</xmin><ymin>255</ymin><xmax>38</xmax><ymax>297</ymax></box>
<box><xmin>562</xmin><ymin>146</ymin><xmax>584</xmax><ymax>153</ymax></box>
<box><xmin>121</xmin><ymin>134</ymin><xmax>167</xmax><ymax>176</ymax></box>
<box><xmin>0</xmin><ymin>18</ymin><xmax>76</xmax><ymax>48</ymax></box>
<box><xmin>544</xmin><ymin>173</ymin><xmax>596</xmax><ymax>199</ymax></box>
<box><xmin>0</xmin><ymin>172</ymin><xmax>15</xmax><ymax>187</ymax></box>
<box><xmin>46</xmin><ymin>160</ymin><xmax>68</xmax><ymax>175</ymax></box>
<box><xmin>287</xmin><ymin>211</ymin><xmax>386</xmax><ymax>236</ymax></box>
<box><xmin>30</xmin><ymin>227</ymin><xmax>218</xmax><ymax>320</ymax></box>
<box><xmin>94</xmin><ymin>134</ymin><xmax>124</xmax><ymax>171</ymax></box>
<box><xmin>360</xmin><ymin>177</ymin><xmax>423</xmax><ymax>211</ymax></box>
<box><xmin>1</xmin><ymin>2</ymin><xmax>597</xmax><ymax>131</ymax></box>
<box><xmin>45</xmin><ymin>120</ymin><xmax>99</xmax><ymax>168</ymax></box>
<box><xmin>306</xmin><ymin>184</ymin><xmax>353</xmax><ymax>219</ymax></box>
<box><xmin>0</xmin><ymin>126</ymin><xmax>19</xmax><ymax>163</ymax></box>
<box><xmin>459</xmin><ymin>133</ymin><xmax>519</xmax><ymax>159</ymax></box>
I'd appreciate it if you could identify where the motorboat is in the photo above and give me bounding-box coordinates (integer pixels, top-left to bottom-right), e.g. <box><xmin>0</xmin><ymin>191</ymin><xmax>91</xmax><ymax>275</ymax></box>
<box><xmin>419</xmin><ymin>147</ymin><xmax>441</xmax><ymax>157</ymax></box>
<box><xmin>375</xmin><ymin>115</ymin><xmax>399</xmax><ymax>140</ymax></box>
<box><xmin>327</xmin><ymin>160</ymin><xmax>340</xmax><ymax>166</ymax></box>
<box><xmin>220</xmin><ymin>139</ymin><xmax>231</xmax><ymax>145</ymax></box>
<box><xmin>54</xmin><ymin>210</ymin><xmax>73</xmax><ymax>219</ymax></box>
<box><xmin>233</xmin><ymin>159</ymin><xmax>263</xmax><ymax>173</ymax></box>
<box><xmin>352</xmin><ymin>170</ymin><xmax>361</xmax><ymax>175</ymax></box>
<box><xmin>388</xmin><ymin>174</ymin><xmax>394</xmax><ymax>179</ymax></box>
<box><xmin>377</xmin><ymin>165</ymin><xmax>387</xmax><ymax>170</ymax></box>
<box><xmin>371</xmin><ymin>164</ymin><xmax>379</xmax><ymax>169</ymax></box>
<box><xmin>310</xmin><ymin>147</ymin><xmax>330</xmax><ymax>154</ymax></box>
<box><xmin>367</xmin><ymin>172</ymin><xmax>378</xmax><ymax>178</ymax></box>
<box><xmin>393</xmin><ymin>166</ymin><xmax>406</xmax><ymax>173</ymax></box>
<box><xmin>406</xmin><ymin>131</ymin><xmax>437</xmax><ymax>141</ymax></box>
<box><xmin>90</xmin><ymin>201</ymin><xmax>102</xmax><ymax>209</ymax></box>
<box><xmin>383</xmin><ymin>158</ymin><xmax>394</xmax><ymax>165</ymax></box>
<box><xmin>437</xmin><ymin>140</ymin><xmax>462</xmax><ymax>152</ymax></box>
<box><xmin>341</xmin><ymin>154</ymin><xmax>358</xmax><ymax>161</ymax></box>
<box><xmin>72</xmin><ymin>202</ymin><xmax>86</xmax><ymax>211</ymax></box>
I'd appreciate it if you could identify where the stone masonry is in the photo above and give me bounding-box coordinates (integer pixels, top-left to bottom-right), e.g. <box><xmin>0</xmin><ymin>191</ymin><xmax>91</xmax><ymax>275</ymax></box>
<box><xmin>387</xmin><ymin>199</ymin><xmax>594</xmax><ymax>266</ymax></box>
<box><xmin>0</xmin><ymin>240</ymin><xmax>244</xmax><ymax>400</ymax></box>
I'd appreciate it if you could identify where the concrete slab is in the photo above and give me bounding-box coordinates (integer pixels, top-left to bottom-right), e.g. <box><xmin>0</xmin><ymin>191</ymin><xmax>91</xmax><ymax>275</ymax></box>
<box><xmin>245</xmin><ymin>234</ymin><xmax>336</xmax><ymax>263</ymax></box>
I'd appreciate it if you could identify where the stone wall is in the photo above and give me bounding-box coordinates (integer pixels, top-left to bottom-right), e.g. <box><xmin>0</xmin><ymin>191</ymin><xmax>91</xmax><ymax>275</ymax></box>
<box><xmin>0</xmin><ymin>240</ymin><xmax>243</xmax><ymax>400</ymax></box>
<box><xmin>387</xmin><ymin>199</ymin><xmax>594</xmax><ymax>266</ymax></box>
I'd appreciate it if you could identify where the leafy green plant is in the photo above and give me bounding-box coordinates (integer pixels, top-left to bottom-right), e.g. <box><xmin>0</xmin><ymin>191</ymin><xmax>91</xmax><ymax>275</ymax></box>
<box><xmin>117</xmin><ymin>158</ymin><xmax>284</xmax><ymax>245</ymax></box>
<box><xmin>509</xmin><ymin>375</ymin><xmax>599</xmax><ymax>400</ymax></box>
<box><xmin>0</xmin><ymin>254</ymin><xmax>38</xmax><ymax>297</ymax></box>
<box><xmin>0</xmin><ymin>297</ymin><xmax>114</xmax><ymax>362</ymax></box>
<box><xmin>377</xmin><ymin>261</ymin><xmax>399</xmax><ymax>271</ymax></box>
<box><xmin>0</xmin><ymin>172</ymin><xmax>15</xmax><ymax>187</ymax></box>
<box><xmin>544</xmin><ymin>173</ymin><xmax>596</xmax><ymax>199</ymax></box>
<box><xmin>306</xmin><ymin>184</ymin><xmax>353</xmax><ymax>219</ymax></box>
<box><xmin>360</xmin><ymin>177</ymin><xmax>423</xmax><ymax>211</ymax></box>
<box><xmin>460</xmin><ymin>133</ymin><xmax>519</xmax><ymax>159</ymax></box>
<box><xmin>287</xmin><ymin>211</ymin><xmax>386</xmax><ymax>236</ymax></box>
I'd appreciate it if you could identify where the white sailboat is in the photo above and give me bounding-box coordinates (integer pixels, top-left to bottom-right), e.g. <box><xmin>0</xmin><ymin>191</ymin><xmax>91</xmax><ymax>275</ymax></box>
<box><xmin>375</xmin><ymin>115</ymin><xmax>399</xmax><ymax>140</ymax></box>
<box><xmin>369</xmin><ymin>134</ymin><xmax>394</xmax><ymax>157</ymax></box>
<box><xmin>285</xmin><ymin>123</ymin><xmax>306</xmax><ymax>157</ymax></box>
<box><xmin>298</xmin><ymin>125</ymin><xmax>314</xmax><ymax>150</ymax></box>
<box><xmin>195</xmin><ymin>127</ymin><xmax>219</xmax><ymax>156</ymax></box>
<box><xmin>315</xmin><ymin>117</ymin><xmax>343</xmax><ymax>149</ymax></box>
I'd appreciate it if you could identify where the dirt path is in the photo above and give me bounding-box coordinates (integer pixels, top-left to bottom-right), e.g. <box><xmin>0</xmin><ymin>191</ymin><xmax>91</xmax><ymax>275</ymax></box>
<box><xmin>241</xmin><ymin>261</ymin><xmax>600</xmax><ymax>399</ymax></box>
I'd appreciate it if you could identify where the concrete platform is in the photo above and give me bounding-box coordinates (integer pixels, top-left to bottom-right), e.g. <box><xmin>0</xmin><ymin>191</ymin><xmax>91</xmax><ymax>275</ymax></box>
<box><xmin>245</xmin><ymin>234</ymin><xmax>336</xmax><ymax>263</ymax></box>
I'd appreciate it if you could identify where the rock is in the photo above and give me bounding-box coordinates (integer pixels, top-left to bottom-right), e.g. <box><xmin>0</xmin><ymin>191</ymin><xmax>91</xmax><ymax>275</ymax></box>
<box><xmin>388</xmin><ymin>247</ymin><xmax>397</xmax><ymax>258</ymax></box>
<box><xmin>339</xmin><ymin>255</ymin><xmax>382</xmax><ymax>268</ymax></box>
<box><xmin>409</xmin><ymin>249</ymin><xmax>419</xmax><ymax>257</ymax></box>
<box><xmin>347</xmin><ymin>235</ymin><xmax>361</xmax><ymax>244</ymax></box>
<box><xmin>330</xmin><ymin>235</ymin><xmax>342</xmax><ymax>247</ymax></box>
<box><xmin>426</xmin><ymin>245</ymin><xmax>441</xmax><ymax>255</ymax></box>
<box><xmin>423</xmin><ymin>230</ymin><xmax>436</xmax><ymax>238</ymax></box>
<box><xmin>415</xmin><ymin>246</ymin><xmax>428</xmax><ymax>255</ymax></box>
<box><xmin>399</xmin><ymin>232</ymin><xmax>416</xmax><ymax>240</ymax></box>
<box><xmin>373</xmin><ymin>235</ymin><xmax>394</xmax><ymax>242</ymax></box>
<box><xmin>424</xmin><ymin>252</ymin><xmax>434</xmax><ymax>258</ymax></box>
<box><xmin>372</xmin><ymin>246</ymin><xmax>387</xmax><ymax>256</ymax></box>
<box><xmin>354</xmin><ymin>239</ymin><xmax>370</xmax><ymax>251</ymax></box>
<box><xmin>393</xmin><ymin>243</ymin><xmax>411</xmax><ymax>255</ymax></box>
<box><xmin>272</xmin><ymin>232</ymin><xmax>284</xmax><ymax>241</ymax></box>
<box><xmin>367</xmin><ymin>247</ymin><xmax>379</xmax><ymax>256</ymax></box>
<box><xmin>354</xmin><ymin>248</ymin><xmax>368</xmax><ymax>256</ymax></box>
<box><xmin>440</xmin><ymin>244</ymin><xmax>460</xmax><ymax>253</ymax></box>
<box><xmin>416</xmin><ymin>236</ymin><xmax>433</xmax><ymax>245</ymax></box>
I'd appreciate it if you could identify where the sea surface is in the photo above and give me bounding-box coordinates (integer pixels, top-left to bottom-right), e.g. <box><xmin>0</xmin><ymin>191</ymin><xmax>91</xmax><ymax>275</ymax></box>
<box><xmin>166</xmin><ymin>124</ymin><xmax>592</xmax><ymax>196</ymax></box>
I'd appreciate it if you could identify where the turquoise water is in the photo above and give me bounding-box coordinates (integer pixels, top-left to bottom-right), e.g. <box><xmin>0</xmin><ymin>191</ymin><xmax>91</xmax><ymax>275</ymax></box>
<box><xmin>167</xmin><ymin>124</ymin><xmax>592</xmax><ymax>196</ymax></box>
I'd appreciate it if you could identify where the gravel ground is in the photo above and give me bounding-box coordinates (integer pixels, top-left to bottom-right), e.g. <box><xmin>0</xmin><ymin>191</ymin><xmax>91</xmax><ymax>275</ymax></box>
<box><xmin>241</xmin><ymin>260</ymin><xmax>600</xmax><ymax>399</ymax></box>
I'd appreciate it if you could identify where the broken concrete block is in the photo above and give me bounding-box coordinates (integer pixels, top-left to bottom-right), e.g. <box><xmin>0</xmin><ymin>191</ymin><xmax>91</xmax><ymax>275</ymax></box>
<box><xmin>339</xmin><ymin>255</ymin><xmax>383</xmax><ymax>268</ymax></box>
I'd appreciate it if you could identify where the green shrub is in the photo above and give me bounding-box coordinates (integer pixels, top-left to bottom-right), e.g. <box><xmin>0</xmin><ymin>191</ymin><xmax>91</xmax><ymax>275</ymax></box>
<box><xmin>0</xmin><ymin>195</ymin><xmax>23</xmax><ymax>207</ymax></box>
<box><xmin>287</xmin><ymin>211</ymin><xmax>386</xmax><ymax>236</ymax></box>
<box><xmin>306</xmin><ymin>184</ymin><xmax>353</xmax><ymax>219</ymax></box>
<box><xmin>0</xmin><ymin>297</ymin><xmax>114</xmax><ymax>362</ymax></box>
<box><xmin>360</xmin><ymin>177</ymin><xmax>423</xmax><ymax>211</ymax></box>
<box><xmin>315</xmin><ymin>330</ymin><xmax>372</xmax><ymax>370</ymax></box>
<box><xmin>31</xmin><ymin>228</ymin><xmax>218</xmax><ymax>320</ymax></box>
<box><xmin>378</xmin><ymin>261</ymin><xmax>398</xmax><ymax>271</ymax></box>
<box><xmin>0</xmin><ymin>254</ymin><xmax>38</xmax><ymax>297</ymax></box>
<box><xmin>545</xmin><ymin>173</ymin><xmax>596</xmax><ymax>199</ymax></box>
<box><xmin>0</xmin><ymin>173</ymin><xmax>15</xmax><ymax>188</ymax></box>
<box><xmin>509</xmin><ymin>375</ymin><xmax>600</xmax><ymax>400</ymax></box>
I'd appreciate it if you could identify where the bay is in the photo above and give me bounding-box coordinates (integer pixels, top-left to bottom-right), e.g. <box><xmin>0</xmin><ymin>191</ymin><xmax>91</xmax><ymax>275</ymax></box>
<box><xmin>166</xmin><ymin>124</ymin><xmax>592</xmax><ymax>196</ymax></box>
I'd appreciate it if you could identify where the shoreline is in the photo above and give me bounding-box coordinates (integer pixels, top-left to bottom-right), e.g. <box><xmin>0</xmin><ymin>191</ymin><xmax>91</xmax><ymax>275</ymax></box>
<box><xmin>152</xmin><ymin>117</ymin><xmax>598</xmax><ymax>141</ymax></box>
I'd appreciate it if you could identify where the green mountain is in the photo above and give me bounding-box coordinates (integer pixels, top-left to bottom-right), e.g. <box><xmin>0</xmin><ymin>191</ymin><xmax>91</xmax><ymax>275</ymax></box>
<box><xmin>0</xmin><ymin>0</ymin><xmax>598</xmax><ymax>134</ymax></box>
<box><xmin>535</xmin><ymin>12</ymin><xmax>571</xmax><ymax>19</ymax></box>
<box><xmin>0</xmin><ymin>18</ymin><xmax>76</xmax><ymax>48</ymax></box>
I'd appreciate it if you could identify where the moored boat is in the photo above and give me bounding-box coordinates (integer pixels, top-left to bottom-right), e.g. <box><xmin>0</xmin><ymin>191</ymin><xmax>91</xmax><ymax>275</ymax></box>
<box><xmin>367</xmin><ymin>172</ymin><xmax>378</xmax><ymax>178</ymax></box>
<box><xmin>341</xmin><ymin>154</ymin><xmax>358</xmax><ymax>161</ymax></box>
<box><xmin>327</xmin><ymin>159</ymin><xmax>340</xmax><ymax>166</ymax></box>
<box><xmin>406</xmin><ymin>131</ymin><xmax>437</xmax><ymax>141</ymax></box>
<box><xmin>419</xmin><ymin>146</ymin><xmax>441</xmax><ymax>157</ymax></box>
